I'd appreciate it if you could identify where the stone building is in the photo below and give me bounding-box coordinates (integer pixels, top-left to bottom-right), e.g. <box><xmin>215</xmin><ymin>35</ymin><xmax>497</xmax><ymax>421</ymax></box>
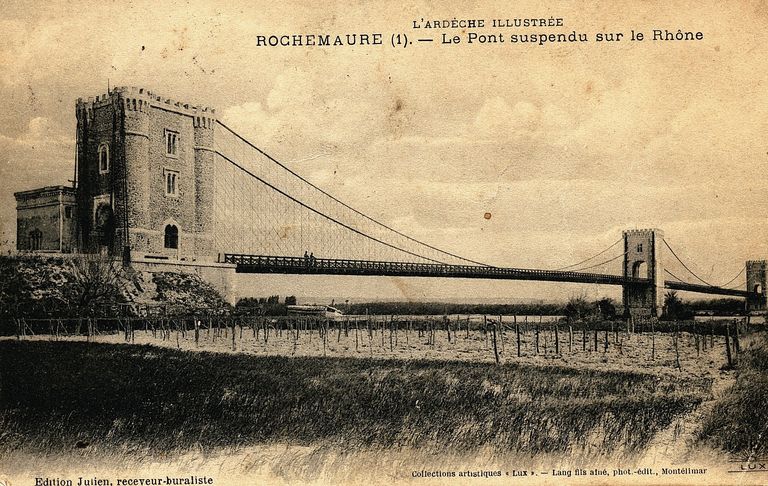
<box><xmin>74</xmin><ymin>87</ymin><xmax>216</xmax><ymax>261</ymax></box>
<box><xmin>14</xmin><ymin>185</ymin><xmax>77</xmax><ymax>253</ymax></box>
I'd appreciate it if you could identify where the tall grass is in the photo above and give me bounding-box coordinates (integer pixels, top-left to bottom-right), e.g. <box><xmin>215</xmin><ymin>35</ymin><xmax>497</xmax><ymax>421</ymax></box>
<box><xmin>698</xmin><ymin>332</ymin><xmax>768</xmax><ymax>455</ymax></box>
<box><xmin>0</xmin><ymin>341</ymin><xmax>709</xmax><ymax>457</ymax></box>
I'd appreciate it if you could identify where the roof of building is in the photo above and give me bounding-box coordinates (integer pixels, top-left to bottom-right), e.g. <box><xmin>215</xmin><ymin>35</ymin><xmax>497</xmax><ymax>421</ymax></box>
<box><xmin>14</xmin><ymin>185</ymin><xmax>76</xmax><ymax>199</ymax></box>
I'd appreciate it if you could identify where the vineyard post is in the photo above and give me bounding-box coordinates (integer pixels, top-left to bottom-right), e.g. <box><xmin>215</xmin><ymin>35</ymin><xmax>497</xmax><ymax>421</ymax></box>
<box><xmin>604</xmin><ymin>329</ymin><xmax>608</xmax><ymax>353</ymax></box>
<box><xmin>406</xmin><ymin>319</ymin><xmax>410</xmax><ymax>346</ymax></box>
<box><xmin>466</xmin><ymin>315</ymin><xmax>470</xmax><ymax>339</ymax></box>
<box><xmin>367</xmin><ymin>312</ymin><xmax>373</xmax><ymax>357</ymax></box>
<box><xmin>516</xmin><ymin>322</ymin><xmax>521</xmax><ymax>357</ymax></box>
<box><xmin>491</xmin><ymin>323</ymin><xmax>500</xmax><ymax>365</ymax></box>
<box><xmin>446</xmin><ymin>315</ymin><xmax>452</xmax><ymax>344</ymax></box>
<box><xmin>695</xmin><ymin>328</ymin><xmax>700</xmax><ymax>357</ymax></box>
<box><xmin>733</xmin><ymin>321</ymin><xmax>741</xmax><ymax>353</ymax></box>
<box><xmin>593</xmin><ymin>329</ymin><xmax>598</xmax><ymax>352</ymax></box>
<box><xmin>535</xmin><ymin>324</ymin><xmax>539</xmax><ymax>354</ymax></box>
<box><xmin>651</xmin><ymin>319</ymin><xmax>656</xmax><ymax>360</ymax></box>
<box><xmin>355</xmin><ymin>317</ymin><xmax>359</xmax><ymax>351</ymax></box>
<box><xmin>582</xmin><ymin>327</ymin><xmax>587</xmax><ymax>352</ymax></box>
<box><xmin>484</xmin><ymin>315</ymin><xmax>489</xmax><ymax>349</ymax></box>
<box><xmin>725</xmin><ymin>323</ymin><xmax>733</xmax><ymax>367</ymax></box>
<box><xmin>323</xmin><ymin>317</ymin><xmax>328</xmax><ymax>357</ymax></box>
<box><xmin>195</xmin><ymin>319</ymin><xmax>200</xmax><ymax>347</ymax></box>
<box><xmin>568</xmin><ymin>325</ymin><xmax>573</xmax><ymax>353</ymax></box>
<box><xmin>499</xmin><ymin>315</ymin><xmax>505</xmax><ymax>353</ymax></box>
<box><xmin>555</xmin><ymin>324</ymin><xmax>559</xmax><ymax>356</ymax></box>
<box><xmin>394</xmin><ymin>317</ymin><xmax>398</xmax><ymax>347</ymax></box>
<box><xmin>232</xmin><ymin>318</ymin><xmax>236</xmax><ymax>351</ymax></box>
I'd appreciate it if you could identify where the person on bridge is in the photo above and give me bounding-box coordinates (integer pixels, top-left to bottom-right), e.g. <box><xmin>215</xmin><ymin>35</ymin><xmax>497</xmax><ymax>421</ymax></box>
<box><xmin>310</xmin><ymin>252</ymin><xmax>316</xmax><ymax>266</ymax></box>
<box><xmin>304</xmin><ymin>251</ymin><xmax>309</xmax><ymax>267</ymax></box>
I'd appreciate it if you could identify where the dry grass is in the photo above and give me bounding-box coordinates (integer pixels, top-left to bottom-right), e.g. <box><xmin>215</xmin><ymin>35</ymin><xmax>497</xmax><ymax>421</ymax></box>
<box><xmin>0</xmin><ymin>340</ymin><xmax>711</xmax><ymax>459</ymax></box>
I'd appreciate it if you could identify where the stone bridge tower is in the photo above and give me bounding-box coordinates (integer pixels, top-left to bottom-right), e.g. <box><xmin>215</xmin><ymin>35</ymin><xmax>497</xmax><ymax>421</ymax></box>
<box><xmin>622</xmin><ymin>228</ymin><xmax>664</xmax><ymax>318</ymax></box>
<box><xmin>75</xmin><ymin>87</ymin><xmax>216</xmax><ymax>261</ymax></box>
<box><xmin>746</xmin><ymin>260</ymin><xmax>767</xmax><ymax>311</ymax></box>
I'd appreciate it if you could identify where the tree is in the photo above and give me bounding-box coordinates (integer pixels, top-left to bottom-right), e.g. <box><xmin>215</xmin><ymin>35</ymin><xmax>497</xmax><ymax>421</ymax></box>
<box><xmin>595</xmin><ymin>298</ymin><xmax>617</xmax><ymax>320</ymax></box>
<box><xmin>285</xmin><ymin>295</ymin><xmax>297</xmax><ymax>305</ymax></box>
<box><xmin>663</xmin><ymin>290</ymin><xmax>692</xmax><ymax>320</ymax></box>
<box><xmin>65</xmin><ymin>253</ymin><xmax>125</xmax><ymax>316</ymax></box>
<box><xmin>564</xmin><ymin>294</ymin><xmax>593</xmax><ymax>321</ymax></box>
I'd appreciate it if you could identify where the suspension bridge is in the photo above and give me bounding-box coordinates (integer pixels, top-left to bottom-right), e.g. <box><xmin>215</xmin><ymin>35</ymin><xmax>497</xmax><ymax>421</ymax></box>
<box><xmin>71</xmin><ymin>87</ymin><xmax>765</xmax><ymax>316</ymax></box>
<box><xmin>206</xmin><ymin>119</ymin><xmax>761</xmax><ymax>315</ymax></box>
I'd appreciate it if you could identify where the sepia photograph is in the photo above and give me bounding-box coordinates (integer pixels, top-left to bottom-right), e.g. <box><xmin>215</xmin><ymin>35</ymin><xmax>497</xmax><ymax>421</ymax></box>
<box><xmin>0</xmin><ymin>1</ymin><xmax>767</xmax><ymax>484</ymax></box>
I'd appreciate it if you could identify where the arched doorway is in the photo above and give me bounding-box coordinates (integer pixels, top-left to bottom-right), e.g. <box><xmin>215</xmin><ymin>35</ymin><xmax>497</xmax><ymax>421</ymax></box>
<box><xmin>632</xmin><ymin>261</ymin><xmax>648</xmax><ymax>279</ymax></box>
<box><xmin>94</xmin><ymin>203</ymin><xmax>114</xmax><ymax>253</ymax></box>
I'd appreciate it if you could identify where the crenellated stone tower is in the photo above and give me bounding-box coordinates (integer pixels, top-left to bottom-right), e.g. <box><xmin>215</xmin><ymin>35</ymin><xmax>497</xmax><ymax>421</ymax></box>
<box><xmin>622</xmin><ymin>228</ymin><xmax>664</xmax><ymax>318</ymax></box>
<box><xmin>75</xmin><ymin>87</ymin><xmax>216</xmax><ymax>261</ymax></box>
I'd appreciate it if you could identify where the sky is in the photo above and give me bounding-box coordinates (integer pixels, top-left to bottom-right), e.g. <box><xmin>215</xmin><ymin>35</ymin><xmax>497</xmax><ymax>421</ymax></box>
<box><xmin>1</xmin><ymin>0</ymin><xmax>766</xmax><ymax>303</ymax></box>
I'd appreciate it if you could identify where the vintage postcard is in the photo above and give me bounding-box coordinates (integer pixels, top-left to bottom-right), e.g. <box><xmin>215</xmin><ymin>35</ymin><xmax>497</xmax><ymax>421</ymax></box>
<box><xmin>1</xmin><ymin>0</ymin><xmax>767</xmax><ymax>485</ymax></box>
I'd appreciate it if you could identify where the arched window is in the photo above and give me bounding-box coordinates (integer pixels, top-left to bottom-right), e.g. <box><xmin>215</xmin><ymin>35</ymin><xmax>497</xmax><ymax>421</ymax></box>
<box><xmin>755</xmin><ymin>284</ymin><xmax>763</xmax><ymax>295</ymax></box>
<box><xmin>164</xmin><ymin>224</ymin><xmax>179</xmax><ymax>249</ymax></box>
<box><xmin>98</xmin><ymin>143</ymin><xmax>110</xmax><ymax>174</ymax></box>
<box><xmin>28</xmin><ymin>229</ymin><xmax>42</xmax><ymax>251</ymax></box>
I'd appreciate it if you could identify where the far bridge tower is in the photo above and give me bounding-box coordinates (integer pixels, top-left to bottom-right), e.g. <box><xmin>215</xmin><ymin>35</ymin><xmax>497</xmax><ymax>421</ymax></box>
<box><xmin>622</xmin><ymin>228</ymin><xmax>664</xmax><ymax>318</ymax></box>
<box><xmin>746</xmin><ymin>260</ymin><xmax>767</xmax><ymax>311</ymax></box>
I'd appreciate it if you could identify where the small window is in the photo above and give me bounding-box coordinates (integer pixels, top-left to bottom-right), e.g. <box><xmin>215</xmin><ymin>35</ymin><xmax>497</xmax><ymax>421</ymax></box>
<box><xmin>164</xmin><ymin>224</ymin><xmax>178</xmax><ymax>249</ymax></box>
<box><xmin>65</xmin><ymin>206</ymin><xmax>72</xmax><ymax>219</ymax></box>
<box><xmin>637</xmin><ymin>243</ymin><xmax>643</xmax><ymax>253</ymax></box>
<box><xmin>98</xmin><ymin>143</ymin><xmax>110</xmax><ymax>173</ymax></box>
<box><xmin>164</xmin><ymin>170</ymin><xmax>179</xmax><ymax>197</ymax></box>
<box><xmin>165</xmin><ymin>130</ymin><xmax>178</xmax><ymax>156</ymax></box>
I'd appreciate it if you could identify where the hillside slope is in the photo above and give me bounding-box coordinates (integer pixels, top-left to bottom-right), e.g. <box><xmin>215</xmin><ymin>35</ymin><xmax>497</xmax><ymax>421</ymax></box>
<box><xmin>0</xmin><ymin>255</ymin><xmax>230</xmax><ymax>318</ymax></box>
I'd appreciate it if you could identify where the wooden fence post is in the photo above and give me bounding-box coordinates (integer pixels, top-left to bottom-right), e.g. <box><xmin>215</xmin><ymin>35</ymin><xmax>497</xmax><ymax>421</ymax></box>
<box><xmin>492</xmin><ymin>323</ymin><xmax>500</xmax><ymax>365</ymax></box>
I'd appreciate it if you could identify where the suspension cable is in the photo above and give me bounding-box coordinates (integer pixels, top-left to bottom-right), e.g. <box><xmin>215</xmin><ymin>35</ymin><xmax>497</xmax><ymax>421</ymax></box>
<box><xmin>215</xmin><ymin>149</ymin><xmax>449</xmax><ymax>265</ymax></box>
<box><xmin>554</xmin><ymin>238</ymin><xmax>622</xmax><ymax>271</ymax></box>
<box><xmin>569</xmin><ymin>251</ymin><xmax>627</xmax><ymax>272</ymax></box>
<box><xmin>216</xmin><ymin>120</ymin><xmax>491</xmax><ymax>267</ymax></box>
<box><xmin>719</xmin><ymin>267</ymin><xmax>745</xmax><ymax>288</ymax></box>
<box><xmin>664</xmin><ymin>268</ymin><xmax>688</xmax><ymax>283</ymax></box>
<box><xmin>662</xmin><ymin>238</ymin><xmax>715</xmax><ymax>286</ymax></box>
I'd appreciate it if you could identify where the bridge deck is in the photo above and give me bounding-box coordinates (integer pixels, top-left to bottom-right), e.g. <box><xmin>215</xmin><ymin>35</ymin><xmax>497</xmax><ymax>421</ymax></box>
<box><xmin>223</xmin><ymin>253</ymin><xmax>648</xmax><ymax>285</ymax></box>
<box><xmin>223</xmin><ymin>254</ymin><xmax>755</xmax><ymax>298</ymax></box>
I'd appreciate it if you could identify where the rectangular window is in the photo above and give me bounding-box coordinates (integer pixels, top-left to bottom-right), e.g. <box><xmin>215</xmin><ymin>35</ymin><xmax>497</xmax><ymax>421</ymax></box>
<box><xmin>637</xmin><ymin>243</ymin><xmax>643</xmax><ymax>253</ymax></box>
<box><xmin>165</xmin><ymin>130</ymin><xmax>178</xmax><ymax>156</ymax></box>
<box><xmin>65</xmin><ymin>206</ymin><xmax>72</xmax><ymax>219</ymax></box>
<box><xmin>164</xmin><ymin>169</ymin><xmax>179</xmax><ymax>197</ymax></box>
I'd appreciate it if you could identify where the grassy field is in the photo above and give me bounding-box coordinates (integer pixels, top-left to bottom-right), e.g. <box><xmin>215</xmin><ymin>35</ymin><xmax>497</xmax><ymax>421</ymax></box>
<box><xmin>0</xmin><ymin>340</ymin><xmax>711</xmax><ymax>459</ymax></box>
<box><xmin>697</xmin><ymin>331</ymin><xmax>768</xmax><ymax>456</ymax></box>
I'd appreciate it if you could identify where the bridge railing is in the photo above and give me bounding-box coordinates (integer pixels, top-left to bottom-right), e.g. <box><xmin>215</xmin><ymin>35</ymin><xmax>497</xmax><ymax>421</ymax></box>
<box><xmin>222</xmin><ymin>253</ymin><xmax>653</xmax><ymax>286</ymax></box>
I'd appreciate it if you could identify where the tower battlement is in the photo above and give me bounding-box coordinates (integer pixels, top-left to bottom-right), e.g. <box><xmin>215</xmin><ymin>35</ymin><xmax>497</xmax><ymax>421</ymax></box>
<box><xmin>76</xmin><ymin>87</ymin><xmax>216</xmax><ymax>127</ymax></box>
<box><xmin>622</xmin><ymin>228</ymin><xmax>664</xmax><ymax>237</ymax></box>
